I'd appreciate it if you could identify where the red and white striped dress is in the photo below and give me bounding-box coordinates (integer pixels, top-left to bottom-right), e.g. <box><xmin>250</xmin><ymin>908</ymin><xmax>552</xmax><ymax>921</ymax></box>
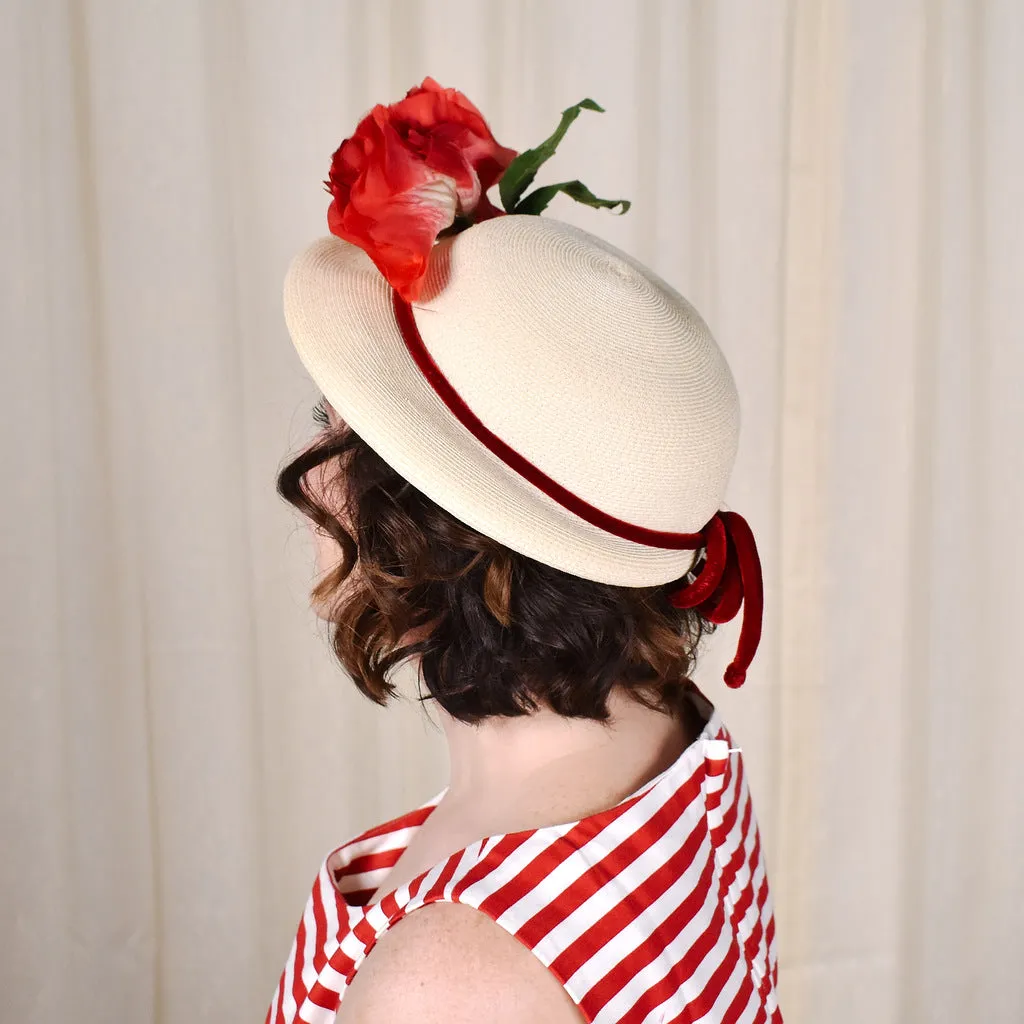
<box><xmin>265</xmin><ymin>695</ymin><xmax>782</xmax><ymax>1024</ymax></box>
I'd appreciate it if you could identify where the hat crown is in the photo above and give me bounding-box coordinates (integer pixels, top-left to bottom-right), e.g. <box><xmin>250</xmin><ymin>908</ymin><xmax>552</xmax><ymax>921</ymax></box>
<box><xmin>411</xmin><ymin>215</ymin><xmax>740</xmax><ymax>536</ymax></box>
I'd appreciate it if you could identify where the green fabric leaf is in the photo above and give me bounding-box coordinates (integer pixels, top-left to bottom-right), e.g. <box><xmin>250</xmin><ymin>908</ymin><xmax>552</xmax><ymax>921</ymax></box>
<box><xmin>498</xmin><ymin>98</ymin><xmax>604</xmax><ymax>212</ymax></box>
<box><xmin>512</xmin><ymin>179</ymin><xmax>631</xmax><ymax>217</ymax></box>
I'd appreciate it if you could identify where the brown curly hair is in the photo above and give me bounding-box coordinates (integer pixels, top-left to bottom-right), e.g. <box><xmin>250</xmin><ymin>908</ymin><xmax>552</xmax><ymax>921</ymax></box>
<box><xmin>276</xmin><ymin>413</ymin><xmax>718</xmax><ymax>728</ymax></box>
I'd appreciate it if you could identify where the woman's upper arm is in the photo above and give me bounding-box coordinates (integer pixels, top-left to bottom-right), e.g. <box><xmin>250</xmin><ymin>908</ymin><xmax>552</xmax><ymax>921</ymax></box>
<box><xmin>335</xmin><ymin>901</ymin><xmax>587</xmax><ymax>1024</ymax></box>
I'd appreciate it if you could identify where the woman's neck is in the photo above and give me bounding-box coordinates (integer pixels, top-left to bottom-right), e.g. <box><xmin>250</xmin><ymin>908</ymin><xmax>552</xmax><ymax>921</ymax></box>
<box><xmin>430</xmin><ymin>684</ymin><xmax>700</xmax><ymax>818</ymax></box>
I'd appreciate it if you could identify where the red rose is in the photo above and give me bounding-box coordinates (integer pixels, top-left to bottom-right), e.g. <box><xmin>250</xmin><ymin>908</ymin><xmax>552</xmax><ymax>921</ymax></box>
<box><xmin>325</xmin><ymin>77</ymin><xmax>518</xmax><ymax>301</ymax></box>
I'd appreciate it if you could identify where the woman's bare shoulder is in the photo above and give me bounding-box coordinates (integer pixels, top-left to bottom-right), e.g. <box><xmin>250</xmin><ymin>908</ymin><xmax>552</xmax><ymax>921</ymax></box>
<box><xmin>335</xmin><ymin>901</ymin><xmax>586</xmax><ymax>1024</ymax></box>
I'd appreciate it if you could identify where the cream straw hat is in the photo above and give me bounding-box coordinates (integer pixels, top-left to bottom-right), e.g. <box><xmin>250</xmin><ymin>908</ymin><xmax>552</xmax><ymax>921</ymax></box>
<box><xmin>282</xmin><ymin>79</ymin><xmax>763</xmax><ymax>687</ymax></box>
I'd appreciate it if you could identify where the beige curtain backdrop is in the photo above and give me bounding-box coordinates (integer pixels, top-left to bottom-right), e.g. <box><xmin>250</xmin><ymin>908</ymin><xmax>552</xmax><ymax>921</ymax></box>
<box><xmin>2</xmin><ymin>1</ymin><xmax>1020</xmax><ymax>1021</ymax></box>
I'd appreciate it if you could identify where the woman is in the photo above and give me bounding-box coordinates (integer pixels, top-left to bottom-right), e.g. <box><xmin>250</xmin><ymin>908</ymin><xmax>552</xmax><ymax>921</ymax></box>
<box><xmin>265</xmin><ymin>78</ymin><xmax>781</xmax><ymax>1024</ymax></box>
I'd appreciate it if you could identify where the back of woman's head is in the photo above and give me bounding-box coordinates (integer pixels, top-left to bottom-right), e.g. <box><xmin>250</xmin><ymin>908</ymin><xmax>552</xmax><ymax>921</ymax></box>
<box><xmin>278</xmin><ymin>416</ymin><xmax>717</xmax><ymax>728</ymax></box>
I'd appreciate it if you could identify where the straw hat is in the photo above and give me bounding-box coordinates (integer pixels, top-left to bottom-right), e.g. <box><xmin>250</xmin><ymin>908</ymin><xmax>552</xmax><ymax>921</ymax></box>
<box><xmin>282</xmin><ymin>81</ymin><xmax>763</xmax><ymax>687</ymax></box>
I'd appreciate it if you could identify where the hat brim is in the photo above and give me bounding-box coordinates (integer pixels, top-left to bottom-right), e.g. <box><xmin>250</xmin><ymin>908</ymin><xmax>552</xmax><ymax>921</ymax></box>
<box><xmin>283</xmin><ymin>234</ymin><xmax>700</xmax><ymax>586</ymax></box>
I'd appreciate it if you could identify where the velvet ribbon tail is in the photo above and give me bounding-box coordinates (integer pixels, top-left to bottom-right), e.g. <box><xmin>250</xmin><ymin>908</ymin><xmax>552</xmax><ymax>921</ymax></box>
<box><xmin>668</xmin><ymin>510</ymin><xmax>764</xmax><ymax>689</ymax></box>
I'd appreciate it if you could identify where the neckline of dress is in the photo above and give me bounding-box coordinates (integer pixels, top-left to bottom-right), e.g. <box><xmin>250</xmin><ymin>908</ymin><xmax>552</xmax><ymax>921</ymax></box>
<box><xmin>328</xmin><ymin>696</ymin><xmax>725</xmax><ymax>913</ymax></box>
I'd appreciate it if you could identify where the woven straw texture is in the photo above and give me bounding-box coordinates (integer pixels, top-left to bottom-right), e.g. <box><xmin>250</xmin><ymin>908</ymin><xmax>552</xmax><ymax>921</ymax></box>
<box><xmin>283</xmin><ymin>214</ymin><xmax>739</xmax><ymax>586</ymax></box>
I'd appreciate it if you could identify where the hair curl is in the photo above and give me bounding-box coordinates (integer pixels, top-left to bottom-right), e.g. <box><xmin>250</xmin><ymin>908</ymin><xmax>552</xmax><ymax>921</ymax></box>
<box><xmin>277</xmin><ymin>415</ymin><xmax>718</xmax><ymax>728</ymax></box>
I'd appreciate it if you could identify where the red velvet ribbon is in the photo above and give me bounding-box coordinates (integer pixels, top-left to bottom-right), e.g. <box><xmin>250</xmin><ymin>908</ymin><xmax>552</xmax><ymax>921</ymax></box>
<box><xmin>665</xmin><ymin>511</ymin><xmax>763</xmax><ymax>688</ymax></box>
<box><xmin>391</xmin><ymin>291</ymin><xmax>764</xmax><ymax>688</ymax></box>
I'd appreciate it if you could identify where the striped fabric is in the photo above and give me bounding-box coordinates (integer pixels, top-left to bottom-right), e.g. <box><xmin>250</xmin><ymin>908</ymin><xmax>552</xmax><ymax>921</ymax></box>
<box><xmin>265</xmin><ymin>700</ymin><xmax>783</xmax><ymax>1024</ymax></box>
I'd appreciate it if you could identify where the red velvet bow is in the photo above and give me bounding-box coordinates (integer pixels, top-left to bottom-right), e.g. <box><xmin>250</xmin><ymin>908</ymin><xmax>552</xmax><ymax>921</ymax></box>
<box><xmin>667</xmin><ymin>511</ymin><xmax>764</xmax><ymax>688</ymax></box>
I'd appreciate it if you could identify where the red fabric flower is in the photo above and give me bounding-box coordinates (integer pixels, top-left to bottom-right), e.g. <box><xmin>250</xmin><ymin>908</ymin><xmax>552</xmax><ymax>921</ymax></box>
<box><xmin>325</xmin><ymin>77</ymin><xmax>518</xmax><ymax>302</ymax></box>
